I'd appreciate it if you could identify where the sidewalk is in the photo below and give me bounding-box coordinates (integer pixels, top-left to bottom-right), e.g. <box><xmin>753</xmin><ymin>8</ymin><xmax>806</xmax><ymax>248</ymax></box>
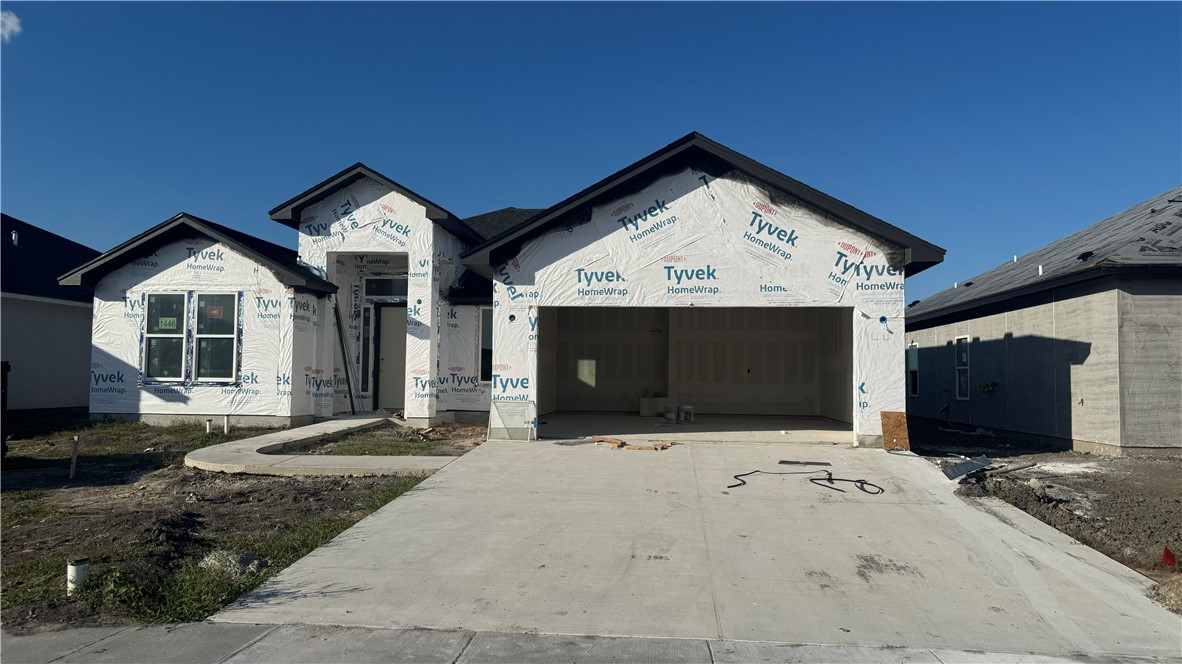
<box><xmin>183</xmin><ymin>416</ymin><xmax>454</xmax><ymax>476</ymax></box>
<box><xmin>7</xmin><ymin>622</ymin><xmax>1169</xmax><ymax>664</ymax></box>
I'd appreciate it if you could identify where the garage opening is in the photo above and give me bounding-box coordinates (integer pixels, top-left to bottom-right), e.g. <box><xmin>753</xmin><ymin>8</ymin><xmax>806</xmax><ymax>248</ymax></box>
<box><xmin>535</xmin><ymin>307</ymin><xmax>854</xmax><ymax>442</ymax></box>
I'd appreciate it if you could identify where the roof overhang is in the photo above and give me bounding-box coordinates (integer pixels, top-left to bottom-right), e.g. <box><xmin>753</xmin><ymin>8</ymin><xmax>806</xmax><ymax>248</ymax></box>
<box><xmin>268</xmin><ymin>162</ymin><xmax>485</xmax><ymax>246</ymax></box>
<box><xmin>460</xmin><ymin>132</ymin><xmax>945</xmax><ymax>279</ymax></box>
<box><xmin>59</xmin><ymin>213</ymin><xmax>337</xmax><ymax>294</ymax></box>
<box><xmin>905</xmin><ymin>263</ymin><xmax>1180</xmax><ymax>330</ymax></box>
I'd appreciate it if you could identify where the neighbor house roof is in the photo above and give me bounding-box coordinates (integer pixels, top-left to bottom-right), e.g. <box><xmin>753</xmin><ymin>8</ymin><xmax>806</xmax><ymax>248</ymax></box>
<box><xmin>459</xmin><ymin>132</ymin><xmax>946</xmax><ymax>278</ymax></box>
<box><xmin>907</xmin><ymin>185</ymin><xmax>1182</xmax><ymax>326</ymax></box>
<box><xmin>2</xmin><ymin>213</ymin><xmax>101</xmax><ymax>304</ymax></box>
<box><xmin>267</xmin><ymin>162</ymin><xmax>486</xmax><ymax>246</ymax></box>
<box><xmin>58</xmin><ymin>213</ymin><xmax>337</xmax><ymax>294</ymax></box>
<box><xmin>463</xmin><ymin>207</ymin><xmax>545</xmax><ymax>241</ymax></box>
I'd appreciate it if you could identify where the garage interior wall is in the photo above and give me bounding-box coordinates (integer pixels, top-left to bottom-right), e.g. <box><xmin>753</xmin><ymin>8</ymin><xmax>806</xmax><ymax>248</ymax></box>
<box><xmin>549</xmin><ymin>306</ymin><xmax>852</xmax><ymax>418</ymax></box>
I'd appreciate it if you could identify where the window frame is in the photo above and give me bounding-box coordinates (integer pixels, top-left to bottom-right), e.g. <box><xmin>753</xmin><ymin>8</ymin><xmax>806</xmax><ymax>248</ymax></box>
<box><xmin>478</xmin><ymin>306</ymin><xmax>493</xmax><ymax>383</ymax></box>
<box><xmin>907</xmin><ymin>342</ymin><xmax>919</xmax><ymax>397</ymax></box>
<box><xmin>142</xmin><ymin>292</ymin><xmax>189</xmax><ymax>382</ymax></box>
<box><xmin>192</xmin><ymin>292</ymin><xmax>240</xmax><ymax>383</ymax></box>
<box><xmin>362</xmin><ymin>275</ymin><xmax>409</xmax><ymax>300</ymax></box>
<box><xmin>954</xmin><ymin>335</ymin><xmax>970</xmax><ymax>401</ymax></box>
<box><xmin>360</xmin><ymin>306</ymin><xmax>373</xmax><ymax>395</ymax></box>
<box><xmin>140</xmin><ymin>290</ymin><xmax>243</xmax><ymax>386</ymax></box>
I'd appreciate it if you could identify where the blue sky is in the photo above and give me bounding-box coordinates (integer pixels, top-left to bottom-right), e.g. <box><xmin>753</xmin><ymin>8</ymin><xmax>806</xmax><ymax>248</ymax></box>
<box><xmin>2</xmin><ymin>2</ymin><xmax>1178</xmax><ymax>300</ymax></box>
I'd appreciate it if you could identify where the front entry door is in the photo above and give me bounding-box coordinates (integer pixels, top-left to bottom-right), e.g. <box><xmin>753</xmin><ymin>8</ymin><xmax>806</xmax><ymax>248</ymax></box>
<box><xmin>377</xmin><ymin>306</ymin><xmax>406</xmax><ymax>410</ymax></box>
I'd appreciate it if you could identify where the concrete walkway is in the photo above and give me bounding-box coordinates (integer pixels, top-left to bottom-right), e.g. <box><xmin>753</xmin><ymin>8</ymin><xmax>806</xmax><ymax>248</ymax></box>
<box><xmin>213</xmin><ymin>441</ymin><xmax>1182</xmax><ymax>659</ymax></box>
<box><xmin>6</xmin><ymin>622</ymin><xmax>1174</xmax><ymax>663</ymax></box>
<box><xmin>183</xmin><ymin>416</ymin><xmax>455</xmax><ymax>476</ymax></box>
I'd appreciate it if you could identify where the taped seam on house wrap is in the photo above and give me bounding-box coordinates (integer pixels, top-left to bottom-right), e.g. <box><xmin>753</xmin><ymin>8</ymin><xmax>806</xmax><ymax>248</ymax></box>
<box><xmin>490</xmin><ymin>167</ymin><xmax>907</xmax><ymax>439</ymax></box>
<box><xmin>89</xmin><ymin>236</ymin><xmax>314</xmax><ymax>418</ymax></box>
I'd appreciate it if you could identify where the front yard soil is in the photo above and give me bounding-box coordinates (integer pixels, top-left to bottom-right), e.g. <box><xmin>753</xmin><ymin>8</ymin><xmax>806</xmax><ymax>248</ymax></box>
<box><xmin>936</xmin><ymin>449</ymin><xmax>1182</xmax><ymax>612</ymax></box>
<box><xmin>309</xmin><ymin>421</ymin><xmax>485</xmax><ymax>457</ymax></box>
<box><xmin>1</xmin><ymin>421</ymin><xmax>429</xmax><ymax>634</ymax></box>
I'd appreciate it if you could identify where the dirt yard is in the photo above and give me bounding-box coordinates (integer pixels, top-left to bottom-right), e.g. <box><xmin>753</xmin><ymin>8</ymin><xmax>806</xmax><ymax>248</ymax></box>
<box><xmin>926</xmin><ymin>446</ymin><xmax>1182</xmax><ymax>612</ymax></box>
<box><xmin>0</xmin><ymin>418</ymin><xmax>437</xmax><ymax>634</ymax></box>
<box><xmin>309</xmin><ymin>421</ymin><xmax>485</xmax><ymax>457</ymax></box>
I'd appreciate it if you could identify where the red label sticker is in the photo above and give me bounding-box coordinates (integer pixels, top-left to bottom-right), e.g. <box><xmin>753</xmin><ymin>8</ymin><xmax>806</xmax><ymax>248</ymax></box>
<box><xmin>207</xmin><ymin>306</ymin><xmax>224</xmax><ymax>319</ymax></box>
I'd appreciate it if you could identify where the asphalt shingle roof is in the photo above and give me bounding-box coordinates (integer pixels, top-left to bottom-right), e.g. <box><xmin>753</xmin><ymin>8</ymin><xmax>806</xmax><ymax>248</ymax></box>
<box><xmin>908</xmin><ymin>185</ymin><xmax>1182</xmax><ymax>322</ymax></box>
<box><xmin>2</xmin><ymin>214</ymin><xmax>101</xmax><ymax>304</ymax></box>
<box><xmin>463</xmin><ymin>207</ymin><xmax>544</xmax><ymax>241</ymax></box>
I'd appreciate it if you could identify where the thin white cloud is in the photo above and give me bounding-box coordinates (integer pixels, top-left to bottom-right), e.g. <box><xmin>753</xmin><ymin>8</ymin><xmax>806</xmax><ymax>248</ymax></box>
<box><xmin>2</xmin><ymin>10</ymin><xmax>22</xmax><ymax>43</ymax></box>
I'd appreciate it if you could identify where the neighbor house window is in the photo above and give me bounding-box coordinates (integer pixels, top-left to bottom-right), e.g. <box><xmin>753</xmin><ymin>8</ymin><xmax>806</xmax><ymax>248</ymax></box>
<box><xmin>954</xmin><ymin>336</ymin><xmax>970</xmax><ymax>400</ymax></box>
<box><xmin>364</xmin><ymin>276</ymin><xmax>408</xmax><ymax>298</ymax></box>
<box><xmin>144</xmin><ymin>294</ymin><xmax>186</xmax><ymax>380</ymax></box>
<box><xmin>479</xmin><ymin>307</ymin><xmax>493</xmax><ymax>382</ymax></box>
<box><xmin>142</xmin><ymin>292</ymin><xmax>240</xmax><ymax>383</ymax></box>
<box><xmin>907</xmin><ymin>342</ymin><xmax>919</xmax><ymax>397</ymax></box>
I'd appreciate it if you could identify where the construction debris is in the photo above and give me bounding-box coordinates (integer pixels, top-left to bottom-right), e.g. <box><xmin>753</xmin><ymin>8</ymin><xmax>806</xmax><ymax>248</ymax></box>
<box><xmin>778</xmin><ymin>460</ymin><xmax>832</xmax><ymax>467</ymax></box>
<box><xmin>942</xmin><ymin>455</ymin><xmax>993</xmax><ymax>480</ymax></box>
<box><xmin>592</xmin><ymin>436</ymin><xmax>676</xmax><ymax>451</ymax></box>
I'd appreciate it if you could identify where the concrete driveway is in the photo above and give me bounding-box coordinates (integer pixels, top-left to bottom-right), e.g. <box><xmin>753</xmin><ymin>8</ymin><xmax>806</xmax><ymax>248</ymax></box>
<box><xmin>214</xmin><ymin>441</ymin><xmax>1181</xmax><ymax>659</ymax></box>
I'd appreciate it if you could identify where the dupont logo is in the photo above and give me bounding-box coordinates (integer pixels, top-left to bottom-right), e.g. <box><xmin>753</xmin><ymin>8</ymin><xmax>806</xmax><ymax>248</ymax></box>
<box><xmin>753</xmin><ymin>201</ymin><xmax>777</xmax><ymax>216</ymax></box>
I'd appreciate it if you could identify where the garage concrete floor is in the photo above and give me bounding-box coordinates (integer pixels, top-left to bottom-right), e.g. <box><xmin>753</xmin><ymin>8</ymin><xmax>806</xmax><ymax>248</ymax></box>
<box><xmin>537</xmin><ymin>411</ymin><xmax>854</xmax><ymax>445</ymax></box>
<box><xmin>213</xmin><ymin>441</ymin><xmax>1181</xmax><ymax>659</ymax></box>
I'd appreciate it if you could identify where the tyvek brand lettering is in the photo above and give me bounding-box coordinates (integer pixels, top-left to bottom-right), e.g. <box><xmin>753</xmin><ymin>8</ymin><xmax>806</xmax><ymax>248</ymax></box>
<box><xmin>497</xmin><ymin>263</ymin><xmax>527</xmax><ymax>301</ymax></box>
<box><xmin>617</xmin><ymin>199</ymin><xmax>677</xmax><ymax>243</ymax></box>
<box><xmin>374</xmin><ymin>216</ymin><xmax>411</xmax><ymax>247</ymax></box>
<box><xmin>256</xmin><ymin>297</ymin><xmax>282</xmax><ymax>321</ymax></box>
<box><xmin>408</xmin><ymin>259</ymin><xmax>429</xmax><ymax>280</ymax></box>
<box><xmin>122</xmin><ymin>297</ymin><xmax>144</xmax><ymax>320</ymax></box>
<box><xmin>289</xmin><ymin>297</ymin><xmax>315</xmax><ymax>325</ymax></box>
<box><xmin>665</xmin><ymin>265</ymin><xmax>721</xmax><ymax>295</ymax></box>
<box><xmin>490</xmin><ymin>374</ymin><xmax>530</xmax><ymax>401</ymax></box>
<box><xmin>829</xmin><ymin>251</ymin><xmax>903</xmax><ymax>291</ymax></box>
<box><xmin>187</xmin><ymin>247</ymin><xmax>226</xmax><ymax>272</ymax></box>
<box><xmin>305</xmin><ymin>373</ymin><xmax>334</xmax><ymax>398</ymax></box>
<box><xmin>759</xmin><ymin>284</ymin><xmax>790</xmax><ymax>293</ymax></box>
<box><xmin>575</xmin><ymin>268</ymin><xmax>629</xmax><ymax>297</ymax></box>
<box><xmin>276</xmin><ymin>373</ymin><xmax>292</xmax><ymax>398</ymax></box>
<box><xmin>92</xmin><ymin>371</ymin><xmax>127</xmax><ymax>395</ymax></box>
<box><xmin>222</xmin><ymin>370</ymin><xmax>261</xmax><ymax>396</ymax></box>
<box><xmin>742</xmin><ymin>211</ymin><xmax>797</xmax><ymax>261</ymax></box>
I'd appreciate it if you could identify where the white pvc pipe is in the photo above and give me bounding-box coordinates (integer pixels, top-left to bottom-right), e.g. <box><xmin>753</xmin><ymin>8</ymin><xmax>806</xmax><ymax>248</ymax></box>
<box><xmin>67</xmin><ymin>558</ymin><xmax>89</xmax><ymax>596</ymax></box>
<box><xmin>223</xmin><ymin>415</ymin><xmax>230</xmax><ymax>435</ymax></box>
<box><xmin>206</xmin><ymin>419</ymin><xmax>213</xmax><ymax>434</ymax></box>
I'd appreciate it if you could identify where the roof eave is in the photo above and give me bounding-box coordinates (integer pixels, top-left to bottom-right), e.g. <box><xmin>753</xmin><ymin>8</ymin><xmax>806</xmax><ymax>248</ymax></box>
<box><xmin>58</xmin><ymin>214</ymin><xmax>337</xmax><ymax>295</ymax></box>
<box><xmin>905</xmin><ymin>264</ymin><xmax>1178</xmax><ymax>328</ymax></box>
<box><xmin>268</xmin><ymin>164</ymin><xmax>485</xmax><ymax>246</ymax></box>
<box><xmin>458</xmin><ymin>133</ymin><xmax>945</xmax><ymax>273</ymax></box>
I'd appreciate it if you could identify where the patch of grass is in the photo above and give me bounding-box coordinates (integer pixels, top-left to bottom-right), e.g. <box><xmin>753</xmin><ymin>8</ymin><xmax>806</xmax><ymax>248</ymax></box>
<box><xmin>0</xmin><ymin>489</ymin><xmax>73</xmax><ymax>527</ymax></box>
<box><xmin>3</xmin><ymin>422</ymin><xmax>276</xmax><ymax>471</ymax></box>
<box><xmin>69</xmin><ymin>474</ymin><xmax>426</xmax><ymax>624</ymax></box>
<box><xmin>0</xmin><ymin>551</ymin><xmax>68</xmax><ymax>609</ymax></box>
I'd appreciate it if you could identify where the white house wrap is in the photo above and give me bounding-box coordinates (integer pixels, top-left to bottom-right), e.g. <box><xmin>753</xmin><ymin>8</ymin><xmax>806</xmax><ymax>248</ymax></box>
<box><xmin>64</xmin><ymin>133</ymin><xmax>943</xmax><ymax>443</ymax></box>
<box><xmin>487</xmin><ymin>167</ymin><xmax>908</xmax><ymax>442</ymax></box>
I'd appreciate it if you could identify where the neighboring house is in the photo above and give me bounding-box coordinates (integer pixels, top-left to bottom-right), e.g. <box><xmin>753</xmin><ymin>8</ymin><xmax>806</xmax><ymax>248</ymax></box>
<box><xmin>60</xmin><ymin>133</ymin><xmax>946</xmax><ymax>445</ymax></box>
<box><xmin>905</xmin><ymin>186</ymin><xmax>1182</xmax><ymax>455</ymax></box>
<box><xmin>1</xmin><ymin>214</ymin><xmax>100</xmax><ymax>410</ymax></box>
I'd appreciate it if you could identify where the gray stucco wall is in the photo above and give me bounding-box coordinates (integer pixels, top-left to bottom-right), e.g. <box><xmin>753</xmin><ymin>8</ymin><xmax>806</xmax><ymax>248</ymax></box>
<box><xmin>905</xmin><ymin>279</ymin><xmax>1122</xmax><ymax>449</ymax></box>
<box><xmin>1</xmin><ymin>295</ymin><xmax>94</xmax><ymax>410</ymax></box>
<box><xmin>1118</xmin><ymin>278</ymin><xmax>1182</xmax><ymax>449</ymax></box>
